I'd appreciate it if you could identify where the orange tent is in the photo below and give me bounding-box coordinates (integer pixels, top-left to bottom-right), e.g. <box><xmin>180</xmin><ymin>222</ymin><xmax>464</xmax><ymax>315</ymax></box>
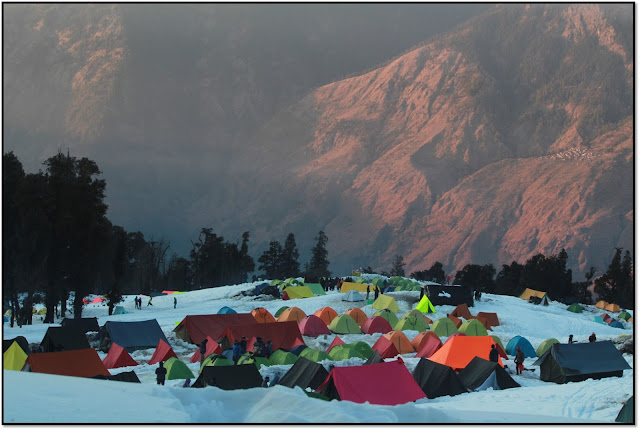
<box><xmin>251</xmin><ymin>307</ymin><xmax>277</xmax><ymax>324</ymax></box>
<box><xmin>24</xmin><ymin>349</ymin><xmax>110</xmax><ymax>377</ymax></box>
<box><xmin>383</xmin><ymin>331</ymin><xmax>415</xmax><ymax>354</ymax></box>
<box><xmin>450</xmin><ymin>303</ymin><xmax>472</xmax><ymax>320</ymax></box>
<box><xmin>604</xmin><ymin>303</ymin><xmax>621</xmax><ymax>312</ymax></box>
<box><xmin>103</xmin><ymin>343</ymin><xmax>138</xmax><ymax>369</ymax></box>
<box><xmin>476</xmin><ymin>312</ymin><xmax>500</xmax><ymax>327</ymax></box>
<box><xmin>411</xmin><ymin>331</ymin><xmax>441</xmax><ymax>352</ymax></box>
<box><xmin>277</xmin><ymin>306</ymin><xmax>307</xmax><ymax>323</ymax></box>
<box><xmin>314</xmin><ymin>307</ymin><xmax>339</xmax><ymax>326</ymax></box>
<box><xmin>429</xmin><ymin>335</ymin><xmax>503</xmax><ymax>370</ymax></box>
<box><xmin>345</xmin><ymin>308</ymin><xmax>368</xmax><ymax>327</ymax></box>
<box><xmin>148</xmin><ymin>339</ymin><xmax>178</xmax><ymax>365</ymax></box>
<box><xmin>448</xmin><ymin>314</ymin><xmax>463</xmax><ymax>328</ymax></box>
<box><xmin>595</xmin><ymin>300</ymin><xmax>609</xmax><ymax>309</ymax></box>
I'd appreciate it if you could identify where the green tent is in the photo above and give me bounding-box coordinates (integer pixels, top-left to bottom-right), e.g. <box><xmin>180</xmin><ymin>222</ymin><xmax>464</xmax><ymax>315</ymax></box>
<box><xmin>200</xmin><ymin>354</ymin><xmax>233</xmax><ymax>371</ymax></box>
<box><xmin>237</xmin><ymin>352</ymin><xmax>271</xmax><ymax>369</ymax></box>
<box><xmin>415</xmin><ymin>295</ymin><xmax>436</xmax><ymax>313</ymax></box>
<box><xmin>371</xmin><ymin>278</ymin><xmax>385</xmax><ymax>287</ymax></box>
<box><xmin>299</xmin><ymin>348</ymin><xmax>332</xmax><ymax>362</ymax></box>
<box><xmin>275</xmin><ymin>306</ymin><xmax>289</xmax><ymax>317</ymax></box>
<box><xmin>305</xmin><ymin>283</ymin><xmax>326</xmax><ymax>296</ymax></box>
<box><xmin>402</xmin><ymin>309</ymin><xmax>429</xmax><ymax>325</ymax></box>
<box><xmin>458</xmin><ymin>319</ymin><xmax>488</xmax><ymax>336</ymax></box>
<box><xmin>343</xmin><ymin>341</ymin><xmax>374</xmax><ymax>359</ymax></box>
<box><xmin>163</xmin><ymin>357</ymin><xmax>194</xmax><ymax>380</ymax></box>
<box><xmin>269</xmin><ymin>279</ymin><xmax>282</xmax><ymax>286</ymax></box>
<box><xmin>355</xmin><ymin>277</ymin><xmax>367</xmax><ymax>284</ymax></box>
<box><xmin>430</xmin><ymin>318</ymin><xmax>458</xmax><ymax>337</ymax></box>
<box><xmin>567</xmin><ymin>303</ymin><xmax>583</xmax><ymax>313</ymax></box>
<box><xmin>372</xmin><ymin>309</ymin><xmax>399</xmax><ymax>329</ymax></box>
<box><xmin>113</xmin><ymin>306</ymin><xmax>127</xmax><ymax>315</ymax></box>
<box><xmin>284</xmin><ymin>286</ymin><xmax>314</xmax><ymax>299</ymax></box>
<box><xmin>618</xmin><ymin>311</ymin><xmax>632</xmax><ymax>321</ymax></box>
<box><xmin>491</xmin><ymin>335</ymin><xmax>506</xmax><ymax>351</ymax></box>
<box><xmin>328</xmin><ymin>314</ymin><xmax>362</xmax><ymax>334</ymax></box>
<box><xmin>269</xmin><ymin>349</ymin><xmax>298</xmax><ymax>366</ymax></box>
<box><xmin>615</xmin><ymin>396</ymin><xmax>633</xmax><ymax>423</ymax></box>
<box><xmin>536</xmin><ymin>338</ymin><xmax>559</xmax><ymax>357</ymax></box>
<box><xmin>394</xmin><ymin>315</ymin><xmax>428</xmax><ymax>332</ymax></box>
<box><xmin>328</xmin><ymin>344</ymin><xmax>366</xmax><ymax>361</ymax></box>
<box><xmin>372</xmin><ymin>295</ymin><xmax>399</xmax><ymax>313</ymax></box>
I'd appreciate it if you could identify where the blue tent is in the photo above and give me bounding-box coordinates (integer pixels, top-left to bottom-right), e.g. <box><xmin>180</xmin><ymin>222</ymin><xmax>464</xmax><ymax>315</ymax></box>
<box><xmin>288</xmin><ymin>344</ymin><xmax>309</xmax><ymax>356</ymax></box>
<box><xmin>342</xmin><ymin>290</ymin><xmax>365</xmax><ymax>302</ymax></box>
<box><xmin>218</xmin><ymin>306</ymin><xmax>237</xmax><ymax>314</ymax></box>
<box><xmin>593</xmin><ymin>316</ymin><xmax>606</xmax><ymax>324</ymax></box>
<box><xmin>505</xmin><ymin>335</ymin><xmax>537</xmax><ymax>358</ymax></box>
<box><xmin>253</xmin><ymin>282</ymin><xmax>271</xmax><ymax>296</ymax></box>
<box><xmin>610</xmin><ymin>321</ymin><xmax>625</xmax><ymax>329</ymax></box>
<box><xmin>97</xmin><ymin>319</ymin><xmax>169</xmax><ymax>352</ymax></box>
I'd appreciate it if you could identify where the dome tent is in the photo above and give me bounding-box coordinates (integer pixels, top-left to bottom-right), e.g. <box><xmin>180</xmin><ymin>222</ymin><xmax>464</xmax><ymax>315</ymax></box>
<box><xmin>505</xmin><ymin>335</ymin><xmax>537</xmax><ymax>358</ymax></box>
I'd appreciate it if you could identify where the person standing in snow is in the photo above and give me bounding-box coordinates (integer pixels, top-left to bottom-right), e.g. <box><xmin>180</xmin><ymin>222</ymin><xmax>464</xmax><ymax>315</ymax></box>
<box><xmin>253</xmin><ymin>337</ymin><xmax>265</xmax><ymax>357</ymax></box>
<box><xmin>514</xmin><ymin>346</ymin><xmax>525</xmax><ymax>375</ymax></box>
<box><xmin>568</xmin><ymin>334</ymin><xmax>575</xmax><ymax>344</ymax></box>
<box><xmin>174</xmin><ymin>297</ymin><xmax>177</xmax><ymax>309</ymax></box>
<box><xmin>589</xmin><ymin>332</ymin><xmax>597</xmax><ymax>342</ymax></box>
<box><xmin>156</xmin><ymin>361</ymin><xmax>167</xmax><ymax>385</ymax></box>
<box><xmin>240</xmin><ymin>336</ymin><xmax>247</xmax><ymax>354</ymax></box>
<box><xmin>489</xmin><ymin>344</ymin><xmax>499</xmax><ymax>363</ymax></box>
<box><xmin>261</xmin><ymin>376</ymin><xmax>270</xmax><ymax>387</ymax></box>
<box><xmin>199</xmin><ymin>338</ymin><xmax>208</xmax><ymax>366</ymax></box>
<box><xmin>182</xmin><ymin>378</ymin><xmax>191</xmax><ymax>388</ymax></box>
<box><xmin>374</xmin><ymin>286</ymin><xmax>380</xmax><ymax>300</ymax></box>
<box><xmin>366</xmin><ymin>285</ymin><xmax>370</xmax><ymax>300</ymax></box>
<box><xmin>265</xmin><ymin>339</ymin><xmax>273</xmax><ymax>359</ymax></box>
<box><xmin>232</xmin><ymin>340</ymin><xmax>242</xmax><ymax>364</ymax></box>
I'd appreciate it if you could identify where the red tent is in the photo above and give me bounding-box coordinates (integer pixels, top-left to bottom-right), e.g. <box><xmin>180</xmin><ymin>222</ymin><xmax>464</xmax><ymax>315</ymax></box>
<box><xmin>174</xmin><ymin>314</ymin><xmax>257</xmax><ymax>345</ymax></box>
<box><xmin>411</xmin><ymin>331</ymin><xmax>440</xmax><ymax>351</ymax></box>
<box><xmin>476</xmin><ymin>312</ymin><xmax>500</xmax><ymax>327</ymax></box>
<box><xmin>316</xmin><ymin>359</ymin><xmax>425</xmax><ymax>405</ymax></box>
<box><xmin>282</xmin><ymin>291</ymin><xmax>290</xmax><ymax>301</ymax></box>
<box><xmin>82</xmin><ymin>298</ymin><xmax>90</xmax><ymax>305</ymax></box>
<box><xmin>326</xmin><ymin>335</ymin><xmax>345</xmax><ymax>353</ymax></box>
<box><xmin>148</xmin><ymin>339</ymin><xmax>178</xmax><ymax>365</ymax></box>
<box><xmin>415</xmin><ymin>334</ymin><xmax>443</xmax><ymax>359</ymax></box>
<box><xmin>103</xmin><ymin>342</ymin><xmax>139</xmax><ymax>369</ymax></box>
<box><xmin>90</xmin><ymin>297</ymin><xmax>104</xmax><ymax>304</ymax></box>
<box><xmin>361</xmin><ymin>316</ymin><xmax>393</xmax><ymax>335</ymax></box>
<box><xmin>372</xmin><ymin>335</ymin><xmax>400</xmax><ymax>359</ymax></box>
<box><xmin>219</xmin><ymin>321</ymin><xmax>305</xmax><ymax>352</ymax></box>
<box><xmin>447</xmin><ymin>314</ymin><xmax>463</xmax><ymax>328</ymax></box>
<box><xmin>298</xmin><ymin>315</ymin><xmax>331</xmax><ymax>337</ymax></box>
<box><xmin>24</xmin><ymin>349</ymin><xmax>110</xmax><ymax>378</ymax></box>
<box><xmin>190</xmin><ymin>336</ymin><xmax>222</xmax><ymax>363</ymax></box>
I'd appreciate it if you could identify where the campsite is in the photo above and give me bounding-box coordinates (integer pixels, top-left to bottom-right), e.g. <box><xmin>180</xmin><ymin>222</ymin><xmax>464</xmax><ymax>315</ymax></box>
<box><xmin>3</xmin><ymin>276</ymin><xmax>634</xmax><ymax>424</ymax></box>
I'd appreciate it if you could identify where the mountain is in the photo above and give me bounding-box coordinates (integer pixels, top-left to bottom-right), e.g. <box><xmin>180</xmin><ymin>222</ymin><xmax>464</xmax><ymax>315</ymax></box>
<box><xmin>3</xmin><ymin>4</ymin><xmax>633</xmax><ymax>276</ymax></box>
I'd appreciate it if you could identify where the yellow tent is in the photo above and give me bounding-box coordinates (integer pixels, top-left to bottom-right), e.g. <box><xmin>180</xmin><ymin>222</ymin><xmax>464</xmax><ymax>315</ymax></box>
<box><xmin>415</xmin><ymin>295</ymin><xmax>436</xmax><ymax>313</ymax></box>
<box><xmin>3</xmin><ymin>341</ymin><xmax>27</xmax><ymax>371</ymax></box>
<box><xmin>519</xmin><ymin>288</ymin><xmax>548</xmax><ymax>301</ymax></box>
<box><xmin>340</xmin><ymin>282</ymin><xmax>370</xmax><ymax>293</ymax></box>
<box><xmin>283</xmin><ymin>286</ymin><xmax>314</xmax><ymax>299</ymax></box>
<box><xmin>595</xmin><ymin>300</ymin><xmax>609</xmax><ymax>309</ymax></box>
<box><xmin>372</xmin><ymin>295</ymin><xmax>399</xmax><ymax>313</ymax></box>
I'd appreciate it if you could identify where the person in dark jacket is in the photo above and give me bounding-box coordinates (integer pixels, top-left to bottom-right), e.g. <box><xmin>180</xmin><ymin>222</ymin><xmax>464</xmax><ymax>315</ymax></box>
<box><xmin>253</xmin><ymin>337</ymin><xmax>265</xmax><ymax>357</ymax></box>
<box><xmin>374</xmin><ymin>286</ymin><xmax>379</xmax><ymax>300</ymax></box>
<box><xmin>199</xmin><ymin>338</ymin><xmax>208</xmax><ymax>366</ymax></box>
<box><xmin>366</xmin><ymin>285</ymin><xmax>370</xmax><ymax>300</ymax></box>
<box><xmin>261</xmin><ymin>376</ymin><xmax>270</xmax><ymax>388</ymax></box>
<box><xmin>174</xmin><ymin>297</ymin><xmax>177</xmax><ymax>309</ymax></box>
<box><xmin>589</xmin><ymin>332</ymin><xmax>597</xmax><ymax>342</ymax></box>
<box><xmin>568</xmin><ymin>334</ymin><xmax>575</xmax><ymax>344</ymax></box>
<box><xmin>232</xmin><ymin>340</ymin><xmax>242</xmax><ymax>364</ymax></box>
<box><xmin>156</xmin><ymin>361</ymin><xmax>167</xmax><ymax>385</ymax></box>
<box><xmin>514</xmin><ymin>346</ymin><xmax>525</xmax><ymax>375</ymax></box>
<box><xmin>182</xmin><ymin>378</ymin><xmax>191</xmax><ymax>388</ymax></box>
<box><xmin>489</xmin><ymin>344</ymin><xmax>499</xmax><ymax>363</ymax></box>
<box><xmin>265</xmin><ymin>339</ymin><xmax>273</xmax><ymax>358</ymax></box>
<box><xmin>240</xmin><ymin>336</ymin><xmax>247</xmax><ymax>354</ymax></box>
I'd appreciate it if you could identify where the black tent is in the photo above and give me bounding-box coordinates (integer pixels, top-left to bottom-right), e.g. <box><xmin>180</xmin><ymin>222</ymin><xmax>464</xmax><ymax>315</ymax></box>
<box><xmin>3</xmin><ymin>336</ymin><xmax>29</xmax><ymax>354</ymax></box>
<box><xmin>364</xmin><ymin>350</ymin><xmax>384</xmax><ymax>365</ymax></box>
<box><xmin>615</xmin><ymin>396</ymin><xmax>633</xmax><ymax>423</ymax></box>
<box><xmin>61</xmin><ymin>317</ymin><xmax>100</xmax><ymax>333</ymax></box>
<box><xmin>411</xmin><ymin>358</ymin><xmax>468</xmax><ymax>398</ymax></box>
<box><xmin>278</xmin><ymin>356</ymin><xmax>329</xmax><ymax>390</ymax></box>
<box><xmin>458</xmin><ymin>357</ymin><xmax>520</xmax><ymax>391</ymax></box>
<box><xmin>91</xmin><ymin>370</ymin><xmax>141</xmax><ymax>383</ymax></box>
<box><xmin>191</xmin><ymin>363</ymin><xmax>263</xmax><ymax>389</ymax></box>
<box><xmin>96</xmin><ymin>319</ymin><xmax>169</xmax><ymax>352</ymax></box>
<box><xmin>424</xmin><ymin>284</ymin><xmax>474</xmax><ymax>307</ymax></box>
<box><xmin>39</xmin><ymin>327</ymin><xmax>90</xmax><ymax>353</ymax></box>
<box><xmin>532</xmin><ymin>341</ymin><xmax>631</xmax><ymax>384</ymax></box>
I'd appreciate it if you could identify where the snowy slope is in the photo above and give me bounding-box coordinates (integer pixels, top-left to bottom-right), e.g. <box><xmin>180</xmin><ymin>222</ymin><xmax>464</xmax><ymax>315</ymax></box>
<box><xmin>3</xmin><ymin>279</ymin><xmax>634</xmax><ymax>423</ymax></box>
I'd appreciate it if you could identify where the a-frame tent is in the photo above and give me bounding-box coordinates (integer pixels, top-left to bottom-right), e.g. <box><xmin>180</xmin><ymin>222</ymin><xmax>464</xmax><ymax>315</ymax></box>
<box><xmin>3</xmin><ymin>336</ymin><xmax>29</xmax><ymax>354</ymax></box>
<box><xmin>174</xmin><ymin>313</ymin><xmax>256</xmax><ymax>345</ymax></box>
<box><xmin>218</xmin><ymin>321</ymin><xmax>306</xmax><ymax>352</ymax></box>
<box><xmin>450</xmin><ymin>303</ymin><xmax>472</xmax><ymax>319</ymax></box>
<box><xmin>40</xmin><ymin>326</ymin><xmax>90</xmax><ymax>353</ymax></box>
<box><xmin>98</xmin><ymin>319</ymin><xmax>169</xmax><ymax>352</ymax></box>
<box><xmin>191</xmin><ymin>362</ymin><xmax>263</xmax><ymax>389</ymax></box>
<box><xmin>429</xmin><ymin>336</ymin><xmax>503</xmax><ymax>370</ymax></box>
<box><xmin>277</xmin><ymin>356</ymin><xmax>329</xmax><ymax>391</ymax></box>
<box><xmin>23</xmin><ymin>348</ymin><xmax>110</xmax><ymax>378</ymax></box>
<box><xmin>61</xmin><ymin>317</ymin><xmax>100</xmax><ymax>333</ymax></box>
<box><xmin>4</xmin><ymin>341</ymin><xmax>28</xmax><ymax>371</ymax></box>
<box><xmin>103</xmin><ymin>342</ymin><xmax>139</xmax><ymax>369</ymax></box>
<box><xmin>148</xmin><ymin>339</ymin><xmax>178</xmax><ymax>365</ymax></box>
<box><xmin>190</xmin><ymin>336</ymin><xmax>223</xmax><ymax>363</ymax></box>
<box><xmin>411</xmin><ymin>358</ymin><xmax>468</xmax><ymax>399</ymax></box>
<box><xmin>458</xmin><ymin>356</ymin><xmax>520</xmax><ymax>391</ymax></box>
<box><xmin>519</xmin><ymin>288</ymin><xmax>549</xmax><ymax>305</ymax></box>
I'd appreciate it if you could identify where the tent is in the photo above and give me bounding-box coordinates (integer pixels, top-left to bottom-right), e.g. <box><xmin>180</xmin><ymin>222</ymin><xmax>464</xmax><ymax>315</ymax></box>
<box><xmin>595</xmin><ymin>300</ymin><xmax>609</xmax><ymax>309</ymax></box>
<box><xmin>102</xmin><ymin>342</ymin><xmax>139</xmax><ymax>369</ymax></box>
<box><xmin>600</xmin><ymin>313</ymin><xmax>612</xmax><ymax>324</ymax></box>
<box><xmin>316</xmin><ymin>359</ymin><xmax>426</xmax><ymax>405</ymax></box>
<box><xmin>469</xmin><ymin>316</ymin><xmax>491</xmax><ymax>331</ymax></box>
<box><xmin>299</xmin><ymin>348</ymin><xmax>332</xmax><ymax>363</ymax></box>
<box><xmin>251</xmin><ymin>307</ymin><xmax>277</xmax><ymax>324</ymax></box>
<box><xmin>93</xmin><ymin>370</ymin><xmax>141</xmax><ymax>383</ymax></box>
<box><xmin>476</xmin><ymin>312</ymin><xmax>500</xmax><ymax>327</ymax></box>
<box><xmin>344</xmin><ymin>308</ymin><xmax>368</xmax><ymax>327</ymax></box>
<box><xmin>615</xmin><ymin>396</ymin><xmax>634</xmax><ymax>423</ymax></box>
<box><xmin>535</xmin><ymin>338</ymin><xmax>559</xmax><ymax>358</ymax></box>
<box><xmin>371</xmin><ymin>335</ymin><xmax>400</xmax><ymax>359</ymax></box>
<box><xmin>269</xmin><ymin>349</ymin><xmax>298</xmax><ymax>366</ymax></box>
<box><xmin>299</xmin><ymin>315</ymin><xmax>331</xmax><ymax>337</ymax></box>
<box><xmin>277</xmin><ymin>306</ymin><xmax>307</xmax><ymax>323</ymax></box>
<box><xmin>429</xmin><ymin>336</ymin><xmax>503</xmax><ymax>370</ymax></box>
<box><xmin>402</xmin><ymin>309</ymin><xmax>432</xmax><ymax>325</ymax></box>
<box><xmin>447</xmin><ymin>314</ymin><xmax>463</xmax><ymax>328</ymax></box>
<box><xmin>415</xmin><ymin>333</ymin><xmax>443</xmax><ymax>359</ymax></box>
<box><xmin>411</xmin><ymin>358</ymin><xmax>468</xmax><ymax>399</ymax></box>
<box><xmin>328</xmin><ymin>344</ymin><xmax>366</xmax><ymax>361</ymax></box>
<box><xmin>609</xmin><ymin>321</ymin><xmax>624</xmax><ymax>329</ymax></box>
<box><xmin>275</xmin><ymin>306</ymin><xmax>289</xmax><ymax>317</ymax></box>
<box><xmin>394</xmin><ymin>315</ymin><xmax>428</xmax><ymax>333</ymax></box>
<box><xmin>162</xmin><ymin>357</ymin><xmax>194</xmax><ymax>380</ymax></box>
<box><xmin>618</xmin><ymin>311</ymin><xmax>632</xmax><ymax>321</ymax></box>
<box><xmin>283</xmin><ymin>286</ymin><xmax>314</xmax><ymax>300</ymax></box>
<box><xmin>23</xmin><ymin>349</ymin><xmax>110</xmax><ymax>378</ymax></box>
<box><xmin>450</xmin><ymin>303</ymin><xmax>472</xmax><ymax>319</ymax></box>
<box><xmin>278</xmin><ymin>356</ymin><xmax>330</xmax><ymax>390</ymax></box>
<box><xmin>458</xmin><ymin>319</ymin><xmax>488</xmax><ymax>336</ymax></box>
<box><xmin>411</xmin><ymin>331</ymin><xmax>441</xmax><ymax>352</ymax></box>
<box><xmin>219</xmin><ymin>321</ymin><xmax>305</xmax><ymax>352</ymax></box>
<box><xmin>201</xmin><ymin>354</ymin><xmax>233</xmax><ymax>369</ymax></box>
<box><xmin>505</xmin><ymin>335</ymin><xmax>537</xmax><ymax>358</ymax></box>
<box><xmin>3</xmin><ymin>336</ymin><xmax>29</xmax><ymax>354</ymax></box>
<box><xmin>190</xmin><ymin>336</ymin><xmax>223</xmax><ymax>363</ymax></box>
<box><xmin>362</xmin><ymin>316</ymin><xmax>393</xmax><ymax>335</ymax></box>
<box><xmin>340</xmin><ymin>282</ymin><xmax>369</xmax><ymax>293</ymax></box>
<box><xmin>567</xmin><ymin>303</ymin><xmax>584</xmax><ymax>313</ymax></box>
<box><xmin>605</xmin><ymin>303</ymin><xmax>621</xmax><ymax>312</ymax></box>
<box><xmin>364</xmin><ymin>350</ymin><xmax>384</xmax><ymax>365</ymax></box>
<box><xmin>533</xmin><ymin>341</ymin><xmax>631</xmax><ymax>384</ymax></box>
<box><xmin>148</xmin><ymin>339</ymin><xmax>178</xmax><ymax>365</ymax></box>
<box><xmin>90</xmin><ymin>297</ymin><xmax>105</xmax><ymax>304</ymax></box>
<box><xmin>383</xmin><ymin>331</ymin><xmax>415</xmax><ymax>354</ymax></box>
<box><xmin>99</xmin><ymin>319</ymin><xmax>169</xmax><ymax>352</ymax></box>
<box><xmin>343</xmin><ymin>341</ymin><xmax>375</xmax><ymax>360</ymax></box>
<box><xmin>372</xmin><ymin>295</ymin><xmax>399</xmax><ymax>313</ymax></box>
<box><xmin>519</xmin><ymin>288</ymin><xmax>549</xmax><ymax>305</ymax></box>
<box><xmin>61</xmin><ymin>317</ymin><xmax>99</xmax><ymax>333</ymax></box>
<box><xmin>304</xmin><ymin>283</ymin><xmax>326</xmax><ymax>296</ymax></box>
<box><xmin>415</xmin><ymin>295</ymin><xmax>436</xmax><ymax>313</ymax></box>
<box><xmin>313</xmin><ymin>307</ymin><xmax>339</xmax><ymax>326</ymax></box>
<box><xmin>217</xmin><ymin>306</ymin><xmax>237</xmax><ymax>314</ymax></box>
<box><xmin>326</xmin><ymin>336</ymin><xmax>345</xmax><ymax>353</ymax></box>
<box><xmin>174</xmin><ymin>314</ymin><xmax>256</xmax><ymax>345</ymax></box>
<box><xmin>40</xmin><ymin>327</ymin><xmax>90</xmax><ymax>353</ymax></box>
<box><xmin>4</xmin><ymin>341</ymin><xmax>28</xmax><ymax>371</ymax></box>
<box><xmin>253</xmin><ymin>282</ymin><xmax>271</xmax><ymax>296</ymax></box>
<box><xmin>237</xmin><ymin>352</ymin><xmax>271</xmax><ymax>369</ymax></box>
<box><xmin>113</xmin><ymin>306</ymin><xmax>127</xmax><ymax>315</ymax></box>
<box><xmin>424</xmin><ymin>284</ymin><xmax>474</xmax><ymax>307</ymax></box>
<box><xmin>328</xmin><ymin>314</ymin><xmax>362</xmax><ymax>334</ymax></box>
<box><xmin>593</xmin><ymin>315</ymin><xmax>606</xmax><ymax>325</ymax></box>
<box><xmin>191</xmin><ymin>362</ymin><xmax>264</xmax><ymax>389</ymax></box>
<box><xmin>287</xmin><ymin>344</ymin><xmax>308</xmax><ymax>356</ymax></box>
<box><xmin>342</xmin><ymin>290</ymin><xmax>365</xmax><ymax>302</ymax></box>
<box><xmin>372</xmin><ymin>309</ymin><xmax>399</xmax><ymax>329</ymax></box>
<box><xmin>458</xmin><ymin>357</ymin><xmax>520</xmax><ymax>391</ymax></box>
<box><xmin>431</xmin><ymin>318</ymin><xmax>459</xmax><ymax>337</ymax></box>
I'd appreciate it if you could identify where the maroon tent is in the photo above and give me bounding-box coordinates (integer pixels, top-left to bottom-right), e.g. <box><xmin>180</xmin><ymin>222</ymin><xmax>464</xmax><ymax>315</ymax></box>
<box><xmin>361</xmin><ymin>316</ymin><xmax>393</xmax><ymax>335</ymax></box>
<box><xmin>219</xmin><ymin>321</ymin><xmax>305</xmax><ymax>352</ymax></box>
<box><xmin>316</xmin><ymin>359</ymin><xmax>426</xmax><ymax>405</ymax></box>
<box><xmin>173</xmin><ymin>314</ymin><xmax>256</xmax><ymax>345</ymax></box>
<box><xmin>299</xmin><ymin>315</ymin><xmax>331</xmax><ymax>337</ymax></box>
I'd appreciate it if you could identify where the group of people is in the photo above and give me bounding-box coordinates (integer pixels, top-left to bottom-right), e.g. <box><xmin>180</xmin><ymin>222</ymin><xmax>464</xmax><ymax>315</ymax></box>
<box><xmin>133</xmin><ymin>297</ymin><xmax>142</xmax><ymax>310</ymax></box>
<box><xmin>365</xmin><ymin>285</ymin><xmax>380</xmax><ymax>301</ymax></box>
<box><xmin>569</xmin><ymin>333</ymin><xmax>597</xmax><ymax>344</ymax></box>
<box><xmin>489</xmin><ymin>344</ymin><xmax>525</xmax><ymax>375</ymax></box>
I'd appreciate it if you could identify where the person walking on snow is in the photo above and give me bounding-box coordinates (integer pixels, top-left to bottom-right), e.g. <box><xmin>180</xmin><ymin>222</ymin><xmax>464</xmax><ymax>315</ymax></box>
<box><xmin>366</xmin><ymin>285</ymin><xmax>370</xmax><ymax>300</ymax></box>
<box><xmin>489</xmin><ymin>344</ymin><xmax>499</xmax><ymax>363</ymax></box>
<box><xmin>148</xmin><ymin>296</ymin><xmax>153</xmax><ymax>306</ymax></box>
<box><xmin>174</xmin><ymin>297</ymin><xmax>177</xmax><ymax>309</ymax></box>
<box><xmin>156</xmin><ymin>361</ymin><xmax>167</xmax><ymax>385</ymax></box>
<box><xmin>514</xmin><ymin>346</ymin><xmax>525</xmax><ymax>375</ymax></box>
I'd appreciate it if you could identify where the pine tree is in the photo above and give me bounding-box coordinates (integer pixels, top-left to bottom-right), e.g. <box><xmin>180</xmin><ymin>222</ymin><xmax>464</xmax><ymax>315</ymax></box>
<box><xmin>305</xmin><ymin>231</ymin><xmax>330</xmax><ymax>280</ymax></box>
<box><xmin>594</xmin><ymin>248</ymin><xmax>623</xmax><ymax>304</ymax></box>
<box><xmin>390</xmin><ymin>255</ymin><xmax>406</xmax><ymax>277</ymax></box>
<box><xmin>281</xmin><ymin>233</ymin><xmax>300</xmax><ymax>278</ymax></box>
<box><xmin>258</xmin><ymin>241</ymin><xmax>284</xmax><ymax>279</ymax></box>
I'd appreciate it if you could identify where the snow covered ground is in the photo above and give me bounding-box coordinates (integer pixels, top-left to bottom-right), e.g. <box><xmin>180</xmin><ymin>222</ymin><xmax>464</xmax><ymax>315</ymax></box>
<box><xmin>3</xmin><ymin>278</ymin><xmax>634</xmax><ymax>423</ymax></box>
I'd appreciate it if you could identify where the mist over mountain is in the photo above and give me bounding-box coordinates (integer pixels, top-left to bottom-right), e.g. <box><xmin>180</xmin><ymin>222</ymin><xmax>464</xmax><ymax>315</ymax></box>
<box><xmin>3</xmin><ymin>4</ymin><xmax>632</xmax><ymax>277</ymax></box>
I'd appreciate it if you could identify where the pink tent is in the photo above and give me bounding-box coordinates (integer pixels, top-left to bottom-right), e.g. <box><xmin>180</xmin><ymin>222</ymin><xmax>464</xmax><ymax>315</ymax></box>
<box><xmin>103</xmin><ymin>343</ymin><xmax>139</xmax><ymax>369</ymax></box>
<box><xmin>415</xmin><ymin>335</ymin><xmax>443</xmax><ymax>359</ymax></box>
<box><xmin>372</xmin><ymin>335</ymin><xmax>400</xmax><ymax>359</ymax></box>
<box><xmin>148</xmin><ymin>339</ymin><xmax>177</xmax><ymax>365</ymax></box>
<box><xmin>325</xmin><ymin>335</ymin><xmax>345</xmax><ymax>354</ymax></box>
<box><xmin>298</xmin><ymin>315</ymin><xmax>331</xmax><ymax>337</ymax></box>
<box><xmin>190</xmin><ymin>336</ymin><xmax>223</xmax><ymax>363</ymax></box>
